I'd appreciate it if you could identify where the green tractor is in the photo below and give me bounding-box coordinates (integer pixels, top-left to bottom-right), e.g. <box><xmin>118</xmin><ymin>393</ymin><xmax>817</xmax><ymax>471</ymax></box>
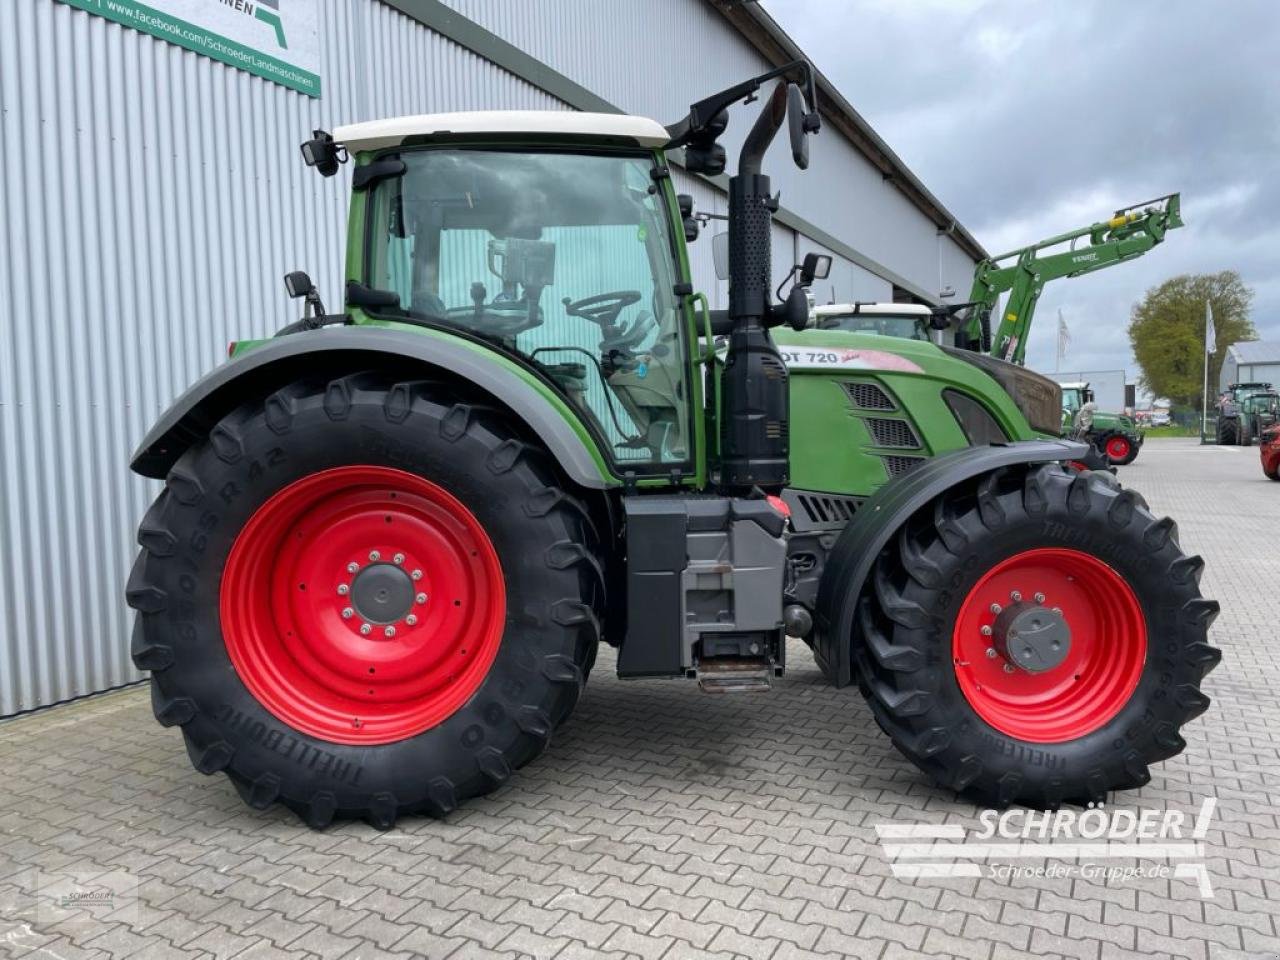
<box><xmin>1060</xmin><ymin>381</ymin><xmax>1143</xmax><ymax>465</ymax></box>
<box><xmin>1215</xmin><ymin>381</ymin><xmax>1279</xmax><ymax>445</ymax></box>
<box><xmin>127</xmin><ymin>64</ymin><xmax>1219</xmax><ymax>828</ymax></box>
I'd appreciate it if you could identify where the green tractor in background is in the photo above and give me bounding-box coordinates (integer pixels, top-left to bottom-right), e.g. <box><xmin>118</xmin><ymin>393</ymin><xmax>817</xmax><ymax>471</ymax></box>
<box><xmin>127</xmin><ymin>64</ymin><xmax>1219</xmax><ymax>828</ymax></box>
<box><xmin>1060</xmin><ymin>381</ymin><xmax>1144</xmax><ymax>465</ymax></box>
<box><xmin>1215</xmin><ymin>381</ymin><xmax>1279</xmax><ymax>445</ymax></box>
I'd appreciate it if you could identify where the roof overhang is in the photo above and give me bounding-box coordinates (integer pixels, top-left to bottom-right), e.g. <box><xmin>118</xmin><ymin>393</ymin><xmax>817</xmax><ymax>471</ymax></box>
<box><xmin>333</xmin><ymin>110</ymin><xmax>670</xmax><ymax>152</ymax></box>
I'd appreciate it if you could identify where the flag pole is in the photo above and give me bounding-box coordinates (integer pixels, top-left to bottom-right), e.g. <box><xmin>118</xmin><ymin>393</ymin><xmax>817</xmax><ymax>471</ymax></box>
<box><xmin>1201</xmin><ymin>300</ymin><xmax>1214</xmax><ymax>441</ymax></box>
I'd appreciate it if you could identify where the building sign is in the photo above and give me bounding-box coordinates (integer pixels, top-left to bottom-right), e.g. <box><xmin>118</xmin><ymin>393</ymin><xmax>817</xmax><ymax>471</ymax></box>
<box><xmin>58</xmin><ymin>0</ymin><xmax>320</xmax><ymax>97</ymax></box>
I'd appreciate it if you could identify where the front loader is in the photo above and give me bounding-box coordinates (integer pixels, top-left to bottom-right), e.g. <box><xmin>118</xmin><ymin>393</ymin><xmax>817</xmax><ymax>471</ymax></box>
<box><xmin>127</xmin><ymin>64</ymin><xmax>1219</xmax><ymax>828</ymax></box>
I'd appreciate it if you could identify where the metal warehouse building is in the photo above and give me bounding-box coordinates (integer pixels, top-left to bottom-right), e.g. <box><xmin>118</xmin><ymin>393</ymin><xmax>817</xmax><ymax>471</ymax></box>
<box><xmin>0</xmin><ymin>0</ymin><xmax>984</xmax><ymax>716</ymax></box>
<box><xmin>1219</xmin><ymin>340</ymin><xmax>1280</xmax><ymax>392</ymax></box>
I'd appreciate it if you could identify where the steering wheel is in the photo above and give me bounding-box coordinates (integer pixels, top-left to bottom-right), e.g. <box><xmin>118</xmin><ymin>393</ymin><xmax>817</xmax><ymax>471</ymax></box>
<box><xmin>562</xmin><ymin>291</ymin><xmax>641</xmax><ymax>332</ymax></box>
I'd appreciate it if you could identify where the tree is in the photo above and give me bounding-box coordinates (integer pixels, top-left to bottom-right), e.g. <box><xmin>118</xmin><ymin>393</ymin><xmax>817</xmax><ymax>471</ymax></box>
<box><xmin>1128</xmin><ymin>271</ymin><xmax>1255</xmax><ymax>409</ymax></box>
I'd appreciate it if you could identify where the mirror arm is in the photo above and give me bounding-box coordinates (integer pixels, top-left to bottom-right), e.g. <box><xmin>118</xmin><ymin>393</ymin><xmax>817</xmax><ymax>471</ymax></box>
<box><xmin>739</xmin><ymin>82</ymin><xmax>789</xmax><ymax>177</ymax></box>
<box><xmin>664</xmin><ymin>60</ymin><xmax>817</xmax><ymax>148</ymax></box>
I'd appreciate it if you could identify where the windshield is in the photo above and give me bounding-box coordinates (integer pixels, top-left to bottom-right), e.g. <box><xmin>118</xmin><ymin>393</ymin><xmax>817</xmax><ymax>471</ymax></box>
<box><xmin>819</xmin><ymin>312</ymin><xmax>930</xmax><ymax>341</ymax></box>
<box><xmin>365</xmin><ymin>148</ymin><xmax>690</xmax><ymax>467</ymax></box>
<box><xmin>1061</xmin><ymin>388</ymin><xmax>1083</xmax><ymax>413</ymax></box>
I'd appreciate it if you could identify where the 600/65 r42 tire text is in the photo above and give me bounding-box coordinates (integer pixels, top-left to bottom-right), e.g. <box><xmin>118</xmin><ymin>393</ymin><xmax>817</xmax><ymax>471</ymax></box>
<box><xmin>853</xmin><ymin>464</ymin><xmax>1221</xmax><ymax>808</ymax></box>
<box><xmin>127</xmin><ymin>373</ymin><xmax>603</xmax><ymax>828</ymax></box>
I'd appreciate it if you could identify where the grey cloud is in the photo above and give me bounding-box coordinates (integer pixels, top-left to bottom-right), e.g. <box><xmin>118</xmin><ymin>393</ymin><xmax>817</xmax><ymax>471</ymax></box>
<box><xmin>768</xmin><ymin>0</ymin><xmax>1280</xmax><ymax>379</ymax></box>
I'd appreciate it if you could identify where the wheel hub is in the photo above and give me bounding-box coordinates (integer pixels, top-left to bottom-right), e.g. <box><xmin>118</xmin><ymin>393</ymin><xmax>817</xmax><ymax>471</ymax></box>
<box><xmin>952</xmin><ymin>547</ymin><xmax>1148</xmax><ymax>743</ymax></box>
<box><xmin>992</xmin><ymin>601</ymin><xmax>1070</xmax><ymax>673</ymax></box>
<box><xmin>220</xmin><ymin>465</ymin><xmax>505</xmax><ymax>745</ymax></box>
<box><xmin>350</xmin><ymin>562</ymin><xmax>416</xmax><ymax>624</ymax></box>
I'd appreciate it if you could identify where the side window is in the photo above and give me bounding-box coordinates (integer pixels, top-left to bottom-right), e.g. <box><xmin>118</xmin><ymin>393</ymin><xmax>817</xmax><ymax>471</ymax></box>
<box><xmin>364</xmin><ymin>149</ymin><xmax>693</xmax><ymax>468</ymax></box>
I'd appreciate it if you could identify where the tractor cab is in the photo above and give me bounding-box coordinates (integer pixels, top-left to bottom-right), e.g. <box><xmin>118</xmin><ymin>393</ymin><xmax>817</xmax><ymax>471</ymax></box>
<box><xmin>814</xmin><ymin>302</ymin><xmax>937</xmax><ymax>342</ymax></box>
<box><xmin>335</xmin><ymin>114</ymin><xmax>697</xmax><ymax>469</ymax></box>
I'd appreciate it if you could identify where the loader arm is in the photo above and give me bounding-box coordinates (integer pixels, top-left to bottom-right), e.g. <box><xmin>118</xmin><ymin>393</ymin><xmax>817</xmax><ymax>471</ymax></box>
<box><xmin>962</xmin><ymin>193</ymin><xmax>1182</xmax><ymax>364</ymax></box>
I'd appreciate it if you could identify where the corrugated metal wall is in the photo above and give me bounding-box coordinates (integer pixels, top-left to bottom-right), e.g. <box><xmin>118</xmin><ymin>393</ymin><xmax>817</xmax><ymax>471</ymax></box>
<box><xmin>0</xmin><ymin>0</ymin><xmax>974</xmax><ymax>715</ymax></box>
<box><xmin>0</xmin><ymin>0</ymin><xmax>566</xmax><ymax>715</ymax></box>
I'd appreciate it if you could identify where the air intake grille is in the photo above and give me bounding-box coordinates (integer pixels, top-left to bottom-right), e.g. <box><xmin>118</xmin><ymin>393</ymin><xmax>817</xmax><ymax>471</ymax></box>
<box><xmin>864</xmin><ymin>417</ymin><xmax>921</xmax><ymax>448</ymax></box>
<box><xmin>882</xmin><ymin>455</ymin><xmax>926</xmax><ymax>478</ymax></box>
<box><xmin>842</xmin><ymin>381</ymin><xmax>894</xmax><ymax>410</ymax></box>
<box><xmin>781</xmin><ymin>489</ymin><xmax>864</xmax><ymax>531</ymax></box>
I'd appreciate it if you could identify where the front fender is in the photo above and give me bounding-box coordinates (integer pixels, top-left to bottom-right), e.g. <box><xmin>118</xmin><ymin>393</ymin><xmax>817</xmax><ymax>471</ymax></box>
<box><xmin>130</xmin><ymin>327</ymin><xmax>615</xmax><ymax>489</ymax></box>
<box><xmin>812</xmin><ymin>439</ymin><xmax>1088</xmax><ymax>687</ymax></box>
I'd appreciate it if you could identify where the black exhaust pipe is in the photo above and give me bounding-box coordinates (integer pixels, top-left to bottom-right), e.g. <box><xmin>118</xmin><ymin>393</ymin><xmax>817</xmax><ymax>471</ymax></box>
<box><xmin>720</xmin><ymin>82</ymin><xmax>791</xmax><ymax>491</ymax></box>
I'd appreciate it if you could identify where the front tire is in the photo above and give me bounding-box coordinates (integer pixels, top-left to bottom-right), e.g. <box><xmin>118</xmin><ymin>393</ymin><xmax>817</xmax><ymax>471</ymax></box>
<box><xmin>127</xmin><ymin>373</ymin><xmax>603</xmax><ymax>828</ymax></box>
<box><xmin>853</xmin><ymin>464</ymin><xmax>1220</xmax><ymax>807</ymax></box>
<box><xmin>1217</xmin><ymin>418</ymin><xmax>1238</xmax><ymax>445</ymax></box>
<box><xmin>1100</xmin><ymin>433</ymin><xmax>1138</xmax><ymax>466</ymax></box>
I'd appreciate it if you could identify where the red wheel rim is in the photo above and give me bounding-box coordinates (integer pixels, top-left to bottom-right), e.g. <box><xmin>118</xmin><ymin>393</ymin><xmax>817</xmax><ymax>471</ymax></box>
<box><xmin>220</xmin><ymin>466</ymin><xmax>505</xmax><ymax>745</ymax></box>
<box><xmin>951</xmin><ymin>548</ymin><xmax>1146</xmax><ymax>743</ymax></box>
<box><xmin>1105</xmin><ymin>436</ymin><xmax>1131</xmax><ymax>461</ymax></box>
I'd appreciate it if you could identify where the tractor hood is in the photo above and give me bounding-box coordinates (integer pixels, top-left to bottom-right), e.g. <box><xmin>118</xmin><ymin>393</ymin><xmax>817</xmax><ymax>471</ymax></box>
<box><xmin>938</xmin><ymin>347</ymin><xmax>1063</xmax><ymax>436</ymax></box>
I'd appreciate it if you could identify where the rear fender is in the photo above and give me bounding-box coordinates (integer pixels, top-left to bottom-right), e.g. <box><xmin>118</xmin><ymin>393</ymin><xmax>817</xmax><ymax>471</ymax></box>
<box><xmin>813</xmin><ymin>439</ymin><xmax>1089</xmax><ymax>687</ymax></box>
<box><xmin>130</xmin><ymin>327</ymin><xmax>615</xmax><ymax>489</ymax></box>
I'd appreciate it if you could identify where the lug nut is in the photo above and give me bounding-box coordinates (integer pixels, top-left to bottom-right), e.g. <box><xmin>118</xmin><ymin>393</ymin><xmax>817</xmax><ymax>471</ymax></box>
<box><xmin>393</xmin><ymin>553</ymin><xmax>405</xmax><ymax>564</ymax></box>
<box><xmin>359</xmin><ymin>623</ymin><xmax>372</xmax><ymax>636</ymax></box>
<box><xmin>416</xmin><ymin>592</ymin><xmax>427</xmax><ymax>604</ymax></box>
<box><xmin>337</xmin><ymin>584</ymin><xmax>349</xmax><ymax>596</ymax></box>
<box><xmin>1010</xmin><ymin>590</ymin><xmax>1022</xmax><ymax>602</ymax></box>
<box><xmin>1003</xmin><ymin>663</ymin><xmax>1015</xmax><ymax>673</ymax></box>
<box><xmin>384</xmin><ymin>626</ymin><xmax>396</xmax><ymax>638</ymax></box>
<box><xmin>406</xmin><ymin>614</ymin><xmax>418</xmax><ymax>626</ymax></box>
<box><xmin>985</xmin><ymin>647</ymin><xmax>997</xmax><ymax>659</ymax></box>
<box><xmin>347</xmin><ymin>562</ymin><xmax>359</xmax><ymax>574</ymax></box>
<box><xmin>1052</xmin><ymin>607</ymin><xmax>1062</xmax><ymax>616</ymax></box>
<box><xmin>989</xmin><ymin>603</ymin><xmax>1002</xmax><ymax>615</ymax></box>
<box><xmin>341</xmin><ymin>607</ymin><xmax>354</xmax><ymax>620</ymax></box>
<box><xmin>980</xmin><ymin>625</ymin><xmax>993</xmax><ymax>637</ymax></box>
<box><xmin>369</xmin><ymin>550</ymin><xmax>381</xmax><ymax>562</ymax></box>
<box><xmin>411</xmin><ymin>569</ymin><xmax>423</xmax><ymax>581</ymax></box>
<box><xmin>1034</xmin><ymin>592</ymin><xmax>1046</xmax><ymax>604</ymax></box>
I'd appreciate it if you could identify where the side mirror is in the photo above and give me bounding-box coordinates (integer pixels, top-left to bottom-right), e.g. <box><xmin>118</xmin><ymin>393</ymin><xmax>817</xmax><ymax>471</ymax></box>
<box><xmin>299</xmin><ymin>130</ymin><xmax>343</xmax><ymax>177</ymax></box>
<box><xmin>712</xmin><ymin>232</ymin><xmax>729</xmax><ymax>281</ymax></box>
<box><xmin>684</xmin><ymin>218</ymin><xmax>700</xmax><ymax>243</ymax></box>
<box><xmin>798</xmin><ymin>252</ymin><xmax>831</xmax><ymax>285</ymax></box>
<box><xmin>786</xmin><ymin>83</ymin><xmax>819</xmax><ymax>170</ymax></box>
<box><xmin>787</xmin><ymin>84</ymin><xmax>809</xmax><ymax>170</ymax></box>
<box><xmin>677</xmin><ymin>194</ymin><xmax>695</xmax><ymax>218</ymax></box>
<box><xmin>284</xmin><ymin>271</ymin><xmax>315</xmax><ymax>299</ymax></box>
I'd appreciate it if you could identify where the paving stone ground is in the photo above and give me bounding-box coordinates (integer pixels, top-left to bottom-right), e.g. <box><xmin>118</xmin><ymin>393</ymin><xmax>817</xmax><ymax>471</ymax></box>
<box><xmin>2</xmin><ymin>438</ymin><xmax>1278</xmax><ymax>960</ymax></box>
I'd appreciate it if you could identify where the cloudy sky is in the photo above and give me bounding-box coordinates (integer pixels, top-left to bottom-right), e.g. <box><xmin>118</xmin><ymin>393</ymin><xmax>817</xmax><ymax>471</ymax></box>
<box><xmin>767</xmin><ymin>0</ymin><xmax>1280</xmax><ymax>380</ymax></box>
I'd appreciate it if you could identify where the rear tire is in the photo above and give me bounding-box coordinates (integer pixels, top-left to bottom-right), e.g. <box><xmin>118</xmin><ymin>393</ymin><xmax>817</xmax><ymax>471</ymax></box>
<box><xmin>1217</xmin><ymin>418</ymin><xmax>1238</xmax><ymax>445</ymax></box>
<box><xmin>127</xmin><ymin>373</ymin><xmax>604</xmax><ymax>828</ymax></box>
<box><xmin>852</xmin><ymin>464</ymin><xmax>1220</xmax><ymax>807</ymax></box>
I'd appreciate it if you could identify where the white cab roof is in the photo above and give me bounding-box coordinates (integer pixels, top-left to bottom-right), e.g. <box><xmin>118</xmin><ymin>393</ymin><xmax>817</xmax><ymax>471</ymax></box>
<box><xmin>333</xmin><ymin>111</ymin><xmax>670</xmax><ymax>152</ymax></box>
<box><xmin>815</xmin><ymin>303</ymin><xmax>933</xmax><ymax>317</ymax></box>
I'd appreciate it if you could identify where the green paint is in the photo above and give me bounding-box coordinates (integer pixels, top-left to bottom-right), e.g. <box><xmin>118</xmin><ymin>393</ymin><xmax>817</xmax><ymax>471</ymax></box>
<box><xmin>776</xmin><ymin>329</ymin><xmax>1033</xmax><ymax>497</ymax></box>
<box><xmin>255</xmin><ymin>8</ymin><xmax>287</xmax><ymax>50</ymax></box>
<box><xmin>56</xmin><ymin>0</ymin><xmax>319</xmax><ymax>97</ymax></box>
<box><xmin>965</xmin><ymin>194</ymin><xmax>1182</xmax><ymax>364</ymax></box>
